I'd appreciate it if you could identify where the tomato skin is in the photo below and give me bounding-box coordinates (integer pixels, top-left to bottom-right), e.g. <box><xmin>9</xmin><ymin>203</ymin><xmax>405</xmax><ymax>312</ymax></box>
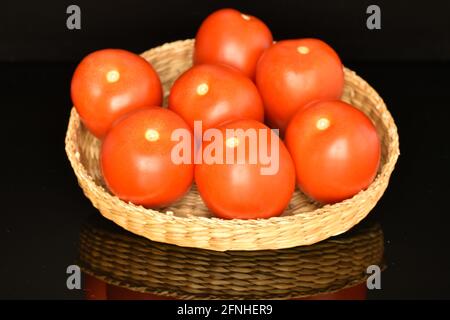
<box><xmin>256</xmin><ymin>39</ymin><xmax>344</xmax><ymax>134</ymax></box>
<box><xmin>71</xmin><ymin>49</ymin><xmax>162</xmax><ymax>138</ymax></box>
<box><xmin>195</xmin><ymin>119</ymin><xmax>296</xmax><ymax>219</ymax></box>
<box><xmin>168</xmin><ymin>64</ymin><xmax>264</xmax><ymax>131</ymax></box>
<box><xmin>101</xmin><ymin>108</ymin><xmax>194</xmax><ymax>207</ymax></box>
<box><xmin>194</xmin><ymin>8</ymin><xmax>273</xmax><ymax>78</ymax></box>
<box><xmin>285</xmin><ymin>100</ymin><xmax>381</xmax><ymax>204</ymax></box>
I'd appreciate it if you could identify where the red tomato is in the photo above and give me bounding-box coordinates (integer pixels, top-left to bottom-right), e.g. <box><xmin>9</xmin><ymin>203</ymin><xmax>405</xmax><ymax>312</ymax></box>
<box><xmin>101</xmin><ymin>108</ymin><xmax>194</xmax><ymax>207</ymax></box>
<box><xmin>195</xmin><ymin>119</ymin><xmax>296</xmax><ymax>219</ymax></box>
<box><xmin>285</xmin><ymin>100</ymin><xmax>381</xmax><ymax>204</ymax></box>
<box><xmin>256</xmin><ymin>39</ymin><xmax>344</xmax><ymax>134</ymax></box>
<box><xmin>71</xmin><ymin>49</ymin><xmax>162</xmax><ymax>138</ymax></box>
<box><xmin>194</xmin><ymin>8</ymin><xmax>273</xmax><ymax>78</ymax></box>
<box><xmin>168</xmin><ymin>64</ymin><xmax>264</xmax><ymax>131</ymax></box>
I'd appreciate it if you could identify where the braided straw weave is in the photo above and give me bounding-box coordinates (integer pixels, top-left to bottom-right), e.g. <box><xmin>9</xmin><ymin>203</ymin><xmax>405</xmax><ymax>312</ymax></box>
<box><xmin>79</xmin><ymin>215</ymin><xmax>384</xmax><ymax>300</ymax></box>
<box><xmin>65</xmin><ymin>39</ymin><xmax>400</xmax><ymax>251</ymax></box>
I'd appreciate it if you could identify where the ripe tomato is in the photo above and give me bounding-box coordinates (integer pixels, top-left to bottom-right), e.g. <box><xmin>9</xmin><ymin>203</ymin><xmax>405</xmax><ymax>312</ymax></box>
<box><xmin>71</xmin><ymin>49</ymin><xmax>162</xmax><ymax>138</ymax></box>
<box><xmin>285</xmin><ymin>100</ymin><xmax>381</xmax><ymax>204</ymax></box>
<box><xmin>256</xmin><ymin>38</ymin><xmax>344</xmax><ymax>134</ymax></box>
<box><xmin>101</xmin><ymin>108</ymin><xmax>194</xmax><ymax>207</ymax></box>
<box><xmin>194</xmin><ymin>8</ymin><xmax>273</xmax><ymax>78</ymax></box>
<box><xmin>195</xmin><ymin>119</ymin><xmax>296</xmax><ymax>219</ymax></box>
<box><xmin>168</xmin><ymin>64</ymin><xmax>264</xmax><ymax>131</ymax></box>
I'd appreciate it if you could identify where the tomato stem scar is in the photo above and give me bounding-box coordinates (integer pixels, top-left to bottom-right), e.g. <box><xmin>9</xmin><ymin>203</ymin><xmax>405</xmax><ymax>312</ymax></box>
<box><xmin>196</xmin><ymin>83</ymin><xmax>209</xmax><ymax>95</ymax></box>
<box><xmin>316</xmin><ymin>118</ymin><xmax>330</xmax><ymax>130</ymax></box>
<box><xmin>297</xmin><ymin>46</ymin><xmax>310</xmax><ymax>54</ymax></box>
<box><xmin>226</xmin><ymin>136</ymin><xmax>240</xmax><ymax>148</ymax></box>
<box><xmin>106</xmin><ymin>70</ymin><xmax>120</xmax><ymax>83</ymax></box>
<box><xmin>145</xmin><ymin>129</ymin><xmax>160</xmax><ymax>142</ymax></box>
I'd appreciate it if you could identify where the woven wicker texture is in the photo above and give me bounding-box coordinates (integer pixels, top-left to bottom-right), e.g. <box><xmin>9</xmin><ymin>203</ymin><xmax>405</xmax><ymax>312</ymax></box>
<box><xmin>66</xmin><ymin>39</ymin><xmax>400</xmax><ymax>251</ymax></box>
<box><xmin>78</xmin><ymin>215</ymin><xmax>384</xmax><ymax>300</ymax></box>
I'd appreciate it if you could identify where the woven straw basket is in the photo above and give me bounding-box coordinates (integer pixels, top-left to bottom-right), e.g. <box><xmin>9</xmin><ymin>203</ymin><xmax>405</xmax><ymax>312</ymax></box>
<box><xmin>66</xmin><ymin>39</ymin><xmax>400</xmax><ymax>251</ymax></box>
<box><xmin>79</xmin><ymin>215</ymin><xmax>384</xmax><ymax>300</ymax></box>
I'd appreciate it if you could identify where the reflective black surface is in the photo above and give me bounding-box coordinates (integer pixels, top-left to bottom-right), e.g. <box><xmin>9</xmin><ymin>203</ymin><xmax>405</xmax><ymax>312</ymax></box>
<box><xmin>79</xmin><ymin>214</ymin><xmax>383</xmax><ymax>300</ymax></box>
<box><xmin>0</xmin><ymin>61</ymin><xmax>449</xmax><ymax>299</ymax></box>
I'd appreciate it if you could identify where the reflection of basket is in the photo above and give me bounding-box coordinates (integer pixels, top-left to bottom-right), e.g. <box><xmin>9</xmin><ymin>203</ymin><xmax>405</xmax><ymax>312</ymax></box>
<box><xmin>78</xmin><ymin>215</ymin><xmax>384</xmax><ymax>300</ymax></box>
<box><xmin>66</xmin><ymin>39</ymin><xmax>400</xmax><ymax>251</ymax></box>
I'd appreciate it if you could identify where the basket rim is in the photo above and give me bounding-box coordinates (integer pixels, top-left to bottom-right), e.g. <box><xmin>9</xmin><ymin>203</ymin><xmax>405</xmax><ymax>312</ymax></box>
<box><xmin>65</xmin><ymin>39</ymin><xmax>400</xmax><ymax>250</ymax></box>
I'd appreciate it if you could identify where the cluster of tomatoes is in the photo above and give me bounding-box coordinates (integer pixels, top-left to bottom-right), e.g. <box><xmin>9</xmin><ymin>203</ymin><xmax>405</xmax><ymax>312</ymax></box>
<box><xmin>71</xmin><ymin>8</ymin><xmax>381</xmax><ymax>220</ymax></box>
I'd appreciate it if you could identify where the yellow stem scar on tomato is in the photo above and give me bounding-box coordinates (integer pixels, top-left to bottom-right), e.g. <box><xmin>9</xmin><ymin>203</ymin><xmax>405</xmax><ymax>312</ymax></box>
<box><xmin>241</xmin><ymin>14</ymin><xmax>250</xmax><ymax>21</ymax></box>
<box><xmin>226</xmin><ymin>136</ymin><xmax>240</xmax><ymax>148</ymax></box>
<box><xmin>297</xmin><ymin>46</ymin><xmax>310</xmax><ymax>55</ymax></box>
<box><xmin>316</xmin><ymin>118</ymin><xmax>330</xmax><ymax>130</ymax></box>
<box><xmin>196</xmin><ymin>83</ymin><xmax>209</xmax><ymax>95</ymax></box>
<box><xmin>106</xmin><ymin>70</ymin><xmax>120</xmax><ymax>83</ymax></box>
<box><xmin>145</xmin><ymin>129</ymin><xmax>160</xmax><ymax>142</ymax></box>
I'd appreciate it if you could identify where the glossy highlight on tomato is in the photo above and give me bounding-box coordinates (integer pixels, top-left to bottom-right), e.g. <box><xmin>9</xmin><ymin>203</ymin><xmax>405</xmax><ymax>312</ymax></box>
<box><xmin>194</xmin><ymin>8</ymin><xmax>273</xmax><ymax>78</ymax></box>
<box><xmin>285</xmin><ymin>100</ymin><xmax>381</xmax><ymax>204</ymax></box>
<box><xmin>256</xmin><ymin>38</ymin><xmax>344</xmax><ymax>134</ymax></box>
<box><xmin>101</xmin><ymin>107</ymin><xmax>194</xmax><ymax>207</ymax></box>
<box><xmin>71</xmin><ymin>49</ymin><xmax>162</xmax><ymax>138</ymax></box>
<box><xmin>195</xmin><ymin>119</ymin><xmax>296</xmax><ymax>219</ymax></box>
<box><xmin>168</xmin><ymin>64</ymin><xmax>264</xmax><ymax>131</ymax></box>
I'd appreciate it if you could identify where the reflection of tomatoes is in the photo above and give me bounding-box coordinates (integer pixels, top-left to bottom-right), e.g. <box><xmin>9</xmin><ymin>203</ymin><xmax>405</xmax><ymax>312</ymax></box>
<box><xmin>256</xmin><ymin>39</ymin><xmax>344</xmax><ymax>134</ymax></box>
<box><xmin>84</xmin><ymin>273</ymin><xmax>107</xmax><ymax>300</ymax></box>
<box><xmin>194</xmin><ymin>8</ymin><xmax>273</xmax><ymax>78</ymax></box>
<box><xmin>285</xmin><ymin>101</ymin><xmax>381</xmax><ymax>204</ymax></box>
<box><xmin>168</xmin><ymin>64</ymin><xmax>264</xmax><ymax>131</ymax></box>
<box><xmin>101</xmin><ymin>108</ymin><xmax>194</xmax><ymax>207</ymax></box>
<box><xmin>71</xmin><ymin>49</ymin><xmax>162</xmax><ymax>138</ymax></box>
<box><xmin>298</xmin><ymin>283</ymin><xmax>367</xmax><ymax>300</ymax></box>
<box><xmin>195</xmin><ymin>119</ymin><xmax>295</xmax><ymax>219</ymax></box>
<box><xmin>107</xmin><ymin>284</ymin><xmax>176</xmax><ymax>300</ymax></box>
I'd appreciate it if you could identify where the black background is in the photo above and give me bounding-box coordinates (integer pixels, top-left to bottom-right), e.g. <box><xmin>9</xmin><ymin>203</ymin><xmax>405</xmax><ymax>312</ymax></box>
<box><xmin>3</xmin><ymin>0</ymin><xmax>450</xmax><ymax>62</ymax></box>
<box><xmin>1</xmin><ymin>0</ymin><xmax>450</xmax><ymax>299</ymax></box>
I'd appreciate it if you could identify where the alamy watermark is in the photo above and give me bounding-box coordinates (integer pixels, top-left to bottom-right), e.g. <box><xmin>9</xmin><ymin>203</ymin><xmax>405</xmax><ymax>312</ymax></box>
<box><xmin>170</xmin><ymin>122</ymin><xmax>280</xmax><ymax>176</ymax></box>
<box><xmin>66</xmin><ymin>5</ymin><xmax>380</xmax><ymax>31</ymax></box>
<box><xmin>66</xmin><ymin>5</ymin><xmax>81</xmax><ymax>30</ymax></box>
<box><xmin>366</xmin><ymin>5</ymin><xmax>381</xmax><ymax>30</ymax></box>
<box><xmin>66</xmin><ymin>263</ymin><xmax>382</xmax><ymax>291</ymax></box>
<box><xmin>366</xmin><ymin>264</ymin><xmax>382</xmax><ymax>289</ymax></box>
<box><xmin>66</xmin><ymin>265</ymin><xmax>81</xmax><ymax>290</ymax></box>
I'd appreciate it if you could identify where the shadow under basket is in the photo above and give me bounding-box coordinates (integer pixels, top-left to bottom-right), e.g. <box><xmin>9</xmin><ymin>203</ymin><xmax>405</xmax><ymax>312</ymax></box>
<box><xmin>65</xmin><ymin>39</ymin><xmax>400</xmax><ymax>251</ymax></box>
